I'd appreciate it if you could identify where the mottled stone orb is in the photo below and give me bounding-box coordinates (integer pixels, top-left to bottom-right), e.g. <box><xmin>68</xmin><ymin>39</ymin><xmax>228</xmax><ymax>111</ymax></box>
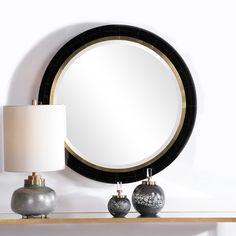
<box><xmin>132</xmin><ymin>183</ymin><xmax>165</xmax><ymax>216</ymax></box>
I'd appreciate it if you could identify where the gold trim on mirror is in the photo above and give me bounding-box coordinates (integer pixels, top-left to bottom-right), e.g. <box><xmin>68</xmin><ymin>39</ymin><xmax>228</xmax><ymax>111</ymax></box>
<box><xmin>49</xmin><ymin>36</ymin><xmax>186</xmax><ymax>173</ymax></box>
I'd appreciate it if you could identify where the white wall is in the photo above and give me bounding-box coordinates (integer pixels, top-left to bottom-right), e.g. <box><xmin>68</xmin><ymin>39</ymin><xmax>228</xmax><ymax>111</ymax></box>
<box><xmin>1</xmin><ymin>0</ymin><xmax>236</xmax><ymax>235</ymax></box>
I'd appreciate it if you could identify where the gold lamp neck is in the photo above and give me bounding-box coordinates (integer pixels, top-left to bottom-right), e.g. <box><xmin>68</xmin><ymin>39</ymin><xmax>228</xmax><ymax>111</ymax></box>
<box><xmin>24</xmin><ymin>172</ymin><xmax>45</xmax><ymax>186</ymax></box>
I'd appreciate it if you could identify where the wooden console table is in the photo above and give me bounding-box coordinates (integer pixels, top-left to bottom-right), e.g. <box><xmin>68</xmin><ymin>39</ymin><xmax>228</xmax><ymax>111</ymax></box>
<box><xmin>0</xmin><ymin>212</ymin><xmax>235</xmax><ymax>224</ymax></box>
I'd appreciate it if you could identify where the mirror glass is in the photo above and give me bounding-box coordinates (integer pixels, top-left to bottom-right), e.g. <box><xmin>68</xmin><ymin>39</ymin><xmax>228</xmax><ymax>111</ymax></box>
<box><xmin>52</xmin><ymin>40</ymin><xmax>184</xmax><ymax>169</ymax></box>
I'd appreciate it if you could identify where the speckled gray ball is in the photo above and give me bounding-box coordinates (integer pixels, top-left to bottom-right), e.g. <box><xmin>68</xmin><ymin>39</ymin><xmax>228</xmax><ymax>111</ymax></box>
<box><xmin>132</xmin><ymin>184</ymin><xmax>165</xmax><ymax>216</ymax></box>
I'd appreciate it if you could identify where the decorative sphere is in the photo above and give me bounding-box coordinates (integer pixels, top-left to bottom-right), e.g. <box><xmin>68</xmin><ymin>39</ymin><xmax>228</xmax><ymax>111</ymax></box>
<box><xmin>108</xmin><ymin>196</ymin><xmax>131</xmax><ymax>217</ymax></box>
<box><xmin>11</xmin><ymin>185</ymin><xmax>56</xmax><ymax>217</ymax></box>
<box><xmin>132</xmin><ymin>183</ymin><xmax>165</xmax><ymax>216</ymax></box>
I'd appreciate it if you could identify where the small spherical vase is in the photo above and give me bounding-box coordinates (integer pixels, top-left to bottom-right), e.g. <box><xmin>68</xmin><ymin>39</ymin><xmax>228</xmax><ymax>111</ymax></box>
<box><xmin>108</xmin><ymin>196</ymin><xmax>131</xmax><ymax>217</ymax></box>
<box><xmin>11</xmin><ymin>174</ymin><xmax>56</xmax><ymax>218</ymax></box>
<box><xmin>107</xmin><ymin>182</ymin><xmax>131</xmax><ymax>217</ymax></box>
<box><xmin>132</xmin><ymin>179</ymin><xmax>165</xmax><ymax>216</ymax></box>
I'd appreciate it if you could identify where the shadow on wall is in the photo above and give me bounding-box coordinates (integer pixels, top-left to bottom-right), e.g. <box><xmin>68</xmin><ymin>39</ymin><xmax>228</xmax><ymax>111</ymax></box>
<box><xmin>0</xmin><ymin>22</ymin><xmax>106</xmax><ymax>173</ymax></box>
<box><xmin>2</xmin><ymin>22</ymin><xmax>198</xmax><ymax>204</ymax></box>
<box><xmin>0</xmin><ymin>223</ymin><xmax>218</xmax><ymax>236</ymax></box>
<box><xmin>7</xmin><ymin>22</ymin><xmax>106</xmax><ymax>105</ymax></box>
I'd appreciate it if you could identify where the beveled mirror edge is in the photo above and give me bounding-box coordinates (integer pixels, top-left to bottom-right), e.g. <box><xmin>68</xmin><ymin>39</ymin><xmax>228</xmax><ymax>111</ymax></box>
<box><xmin>49</xmin><ymin>36</ymin><xmax>186</xmax><ymax>173</ymax></box>
<box><xmin>39</xmin><ymin>24</ymin><xmax>197</xmax><ymax>183</ymax></box>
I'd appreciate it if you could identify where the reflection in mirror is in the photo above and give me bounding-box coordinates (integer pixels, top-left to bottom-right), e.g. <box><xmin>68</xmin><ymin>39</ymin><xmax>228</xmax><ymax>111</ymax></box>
<box><xmin>52</xmin><ymin>40</ymin><xmax>184</xmax><ymax>170</ymax></box>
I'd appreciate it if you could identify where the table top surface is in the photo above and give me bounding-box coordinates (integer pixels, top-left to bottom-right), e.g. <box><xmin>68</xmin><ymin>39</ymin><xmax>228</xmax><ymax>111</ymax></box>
<box><xmin>0</xmin><ymin>212</ymin><xmax>236</xmax><ymax>224</ymax></box>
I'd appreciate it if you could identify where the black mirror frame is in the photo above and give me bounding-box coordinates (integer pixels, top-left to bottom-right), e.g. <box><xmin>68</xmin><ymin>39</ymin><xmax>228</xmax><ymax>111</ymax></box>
<box><xmin>39</xmin><ymin>24</ymin><xmax>197</xmax><ymax>183</ymax></box>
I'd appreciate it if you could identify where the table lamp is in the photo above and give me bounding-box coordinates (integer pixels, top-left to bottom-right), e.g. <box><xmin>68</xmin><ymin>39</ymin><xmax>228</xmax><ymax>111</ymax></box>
<box><xmin>3</xmin><ymin>100</ymin><xmax>66</xmax><ymax>218</ymax></box>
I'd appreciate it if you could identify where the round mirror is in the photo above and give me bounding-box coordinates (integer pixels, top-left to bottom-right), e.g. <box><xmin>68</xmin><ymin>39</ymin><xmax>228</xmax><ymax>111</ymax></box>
<box><xmin>39</xmin><ymin>25</ymin><xmax>196</xmax><ymax>183</ymax></box>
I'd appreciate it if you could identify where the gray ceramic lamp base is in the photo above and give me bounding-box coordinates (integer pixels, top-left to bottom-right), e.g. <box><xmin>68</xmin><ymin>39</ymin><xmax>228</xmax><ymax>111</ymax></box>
<box><xmin>11</xmin><ymin>174</ymin><xmax>56</xmax><ymax>218</ymax></box>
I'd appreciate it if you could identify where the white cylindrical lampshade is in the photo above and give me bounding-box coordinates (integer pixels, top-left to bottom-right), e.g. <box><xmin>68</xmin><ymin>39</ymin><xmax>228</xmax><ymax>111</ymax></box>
<box><xmin>3</xmin><ymin>105</ymin><xmax>66</xmax><ymax>172</ymax></box>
